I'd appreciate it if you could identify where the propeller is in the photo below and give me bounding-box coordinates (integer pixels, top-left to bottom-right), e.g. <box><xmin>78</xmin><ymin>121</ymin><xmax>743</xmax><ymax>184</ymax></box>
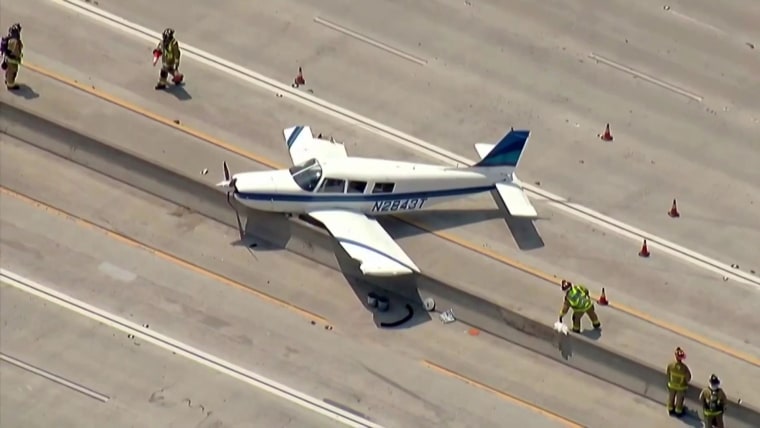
<box><xmin>217</xmin><ymin>161</ymin><xmax>238</xmax><ymax>202</ymax></box>
<box><xmin>218</xmin><ymin>161</ymin><xmax>245</xmax><ymax>242</ymax></box>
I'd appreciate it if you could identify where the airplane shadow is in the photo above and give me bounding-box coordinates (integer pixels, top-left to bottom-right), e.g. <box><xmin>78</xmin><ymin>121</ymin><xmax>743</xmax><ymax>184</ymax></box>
<box><xmin>229</xmin><ymin>207</ymin><xmax>292</xmax><ymax>252</ymax></box>
<box><xmin>333</xmin><ymin>242</ymin><xmax>432</xmax><ymax>330</ymax></box>
<box><xmin>227</xmin><ymin>205</ymin><xmax>431</xmax><ymax>329</ymax></box>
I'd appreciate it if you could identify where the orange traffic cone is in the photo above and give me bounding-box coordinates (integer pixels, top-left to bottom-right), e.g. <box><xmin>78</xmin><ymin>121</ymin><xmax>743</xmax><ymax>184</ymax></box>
<box><xmin>668</xmin><ymin>199</ymin><xmax>680</xmax><ymax>218</ymax></box>
<box><xmin>599</xmin><ymin>123</ymin><xmax>613</xmax><ymax>141</ymax></box>
<box><xmin>639</xmin><ymin>239</ymin><xmax>650</xmax><ymax>257</ymax></box>
<box><xmin>292</xmin><ymin>67</ymin><xmax>306</xmax><ymax>88</ymax></box>
<box><xmin>598</xmin><ymin>288</ymin><xmax>609</xmax><ymax>305</ymax></box>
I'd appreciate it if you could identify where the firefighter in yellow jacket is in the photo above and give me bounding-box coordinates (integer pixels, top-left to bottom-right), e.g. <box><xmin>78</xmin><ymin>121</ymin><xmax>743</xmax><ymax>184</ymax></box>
<box><xmin>699</xmin><ymin>374</ymin><xmax>727</xmax><ymax>428</ymax></box>
<box><xmin>2</xmin><ymin>23</ymin><xmax>23</xmax><ymax>90</ymax></box>
<box><xmin>666</xmin><ymin>346</ymin><xmax>691</xmax><ymax>417</ymax></box>
<box><xmin>153</xmin><ymin>28</ymin><xmax>183</xmax><ymax>90</ymax></box>
<box><xmin>558</xmin><ymin>280</ymin><xmax>601</xmax><ymax>333</ymax></box>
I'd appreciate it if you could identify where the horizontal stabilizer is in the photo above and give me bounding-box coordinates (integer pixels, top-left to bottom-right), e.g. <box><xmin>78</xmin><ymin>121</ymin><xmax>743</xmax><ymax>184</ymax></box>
<box><xmin>474</xmin><ymin>143</ymin><xmax>495</xmax><ymax>160</ymax></box>
<box><xmin>493</xmin><ymin>182</ymin><xmax>538</xmax><ymax>217</ymax></box>
<box><xmin>473</xmin><ymin>129</ymin><xmax>531</xmax><ymax>168</ymax></box>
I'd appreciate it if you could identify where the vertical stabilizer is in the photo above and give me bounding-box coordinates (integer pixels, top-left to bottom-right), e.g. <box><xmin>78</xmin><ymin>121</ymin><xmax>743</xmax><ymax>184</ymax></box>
<box><xmin>473</xmin><ymin>129</ymin><xmax>530</xmax><ymax>168</ymax></box>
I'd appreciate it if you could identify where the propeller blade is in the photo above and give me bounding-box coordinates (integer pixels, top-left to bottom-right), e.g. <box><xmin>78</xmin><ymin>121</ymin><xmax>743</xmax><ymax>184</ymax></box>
<box><xmin>223</xmin><ymin>161</ymin><xmax>231</xmax><ymax>181</ymax></box>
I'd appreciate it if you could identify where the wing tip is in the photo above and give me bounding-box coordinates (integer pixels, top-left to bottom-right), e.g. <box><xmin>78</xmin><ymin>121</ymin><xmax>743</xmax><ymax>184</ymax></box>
<box><xmin>360</xmin><ymin>264</ymin><xmax>417</xmax><ymax>277</ymax></box>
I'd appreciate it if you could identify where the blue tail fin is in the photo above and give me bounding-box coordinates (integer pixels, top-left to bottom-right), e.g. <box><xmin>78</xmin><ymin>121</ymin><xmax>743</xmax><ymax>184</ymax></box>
<box><xmin>473</xmin><ymin>129</ymin><xmax>530</xmax><ymax>168</ymax></box>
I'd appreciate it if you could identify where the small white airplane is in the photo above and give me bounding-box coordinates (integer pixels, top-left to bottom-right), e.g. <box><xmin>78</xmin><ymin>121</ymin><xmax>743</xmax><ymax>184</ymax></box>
<box><xmin>217</xmin><ymin>125</ymin><xmax>538</xmax><ymax>277</ymax></box>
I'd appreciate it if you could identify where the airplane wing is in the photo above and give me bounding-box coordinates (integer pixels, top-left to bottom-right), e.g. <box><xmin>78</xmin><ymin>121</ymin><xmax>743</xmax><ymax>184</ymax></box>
<box><xmin>493</xmin><ymin>181</ymin><xmax>538</xmax><ymax>217</ymax></box>
<box><xmin>307</xmin><ymin>209</ymin><xmax>420</xmax><ymax>276</ymax></box>
<box><xmin>283</xmin><ymin>125</ymin><xmax>348</xmax><ymax>165</ymax></box>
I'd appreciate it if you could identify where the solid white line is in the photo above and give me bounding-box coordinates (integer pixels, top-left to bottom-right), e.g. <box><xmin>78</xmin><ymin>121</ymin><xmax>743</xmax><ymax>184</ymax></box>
<box><xmin>50</xmin><ymin>0</ymin><xmax>760</xmax><ymax>289</ymax></box>
<box><xmin>667</xmin><ymin>9</ymin><xmax>728</xmax><ymax>37</ymax></box>
<box><xmin>0</xmin><ymin>352</ymin><xmax>111</xmax><ymax>402</ymax></box>
<box><xmin>588</xmin><ymin>53</ymin><xmax>703</xmax><ymax>103</ymax></box>
<box><xmin>313</xmin><ymin>16</ymin><xmax>428</xmax><ymax>66</ymax></box>
<box><xmin>0</xmin><ymin>268</ymin><xmax>383</xmax><ymax>428</ymax></box>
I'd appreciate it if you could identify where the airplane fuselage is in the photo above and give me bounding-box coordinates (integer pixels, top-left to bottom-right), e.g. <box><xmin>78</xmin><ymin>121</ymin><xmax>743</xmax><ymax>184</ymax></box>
<box><xmin>229</xmin><ymin>157</ymin><xmax>514</xmax><ymax>215</ymax></box>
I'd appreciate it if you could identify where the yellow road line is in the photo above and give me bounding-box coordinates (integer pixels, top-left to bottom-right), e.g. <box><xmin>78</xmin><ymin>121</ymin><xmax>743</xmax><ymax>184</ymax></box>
<box><xmin>23</xmin><ymin>62</ymin><xmax>281</xmax><ymax>170</ymax></box>
<box><xmin>422</xmin><ymin>360</ymin><xmax>585</xmax><ymax>428</ymax></box>
<box><xmin>23</xmin><ymin>63</ymin><xmax>760</xmax><ymax>368</ymax></box>
<box><xmin>406</xmin><ymin>220</ymin><xmax>760</xmax><ymax>367</ymax></box>
<box><xmin>0</xmin><ymin>186</ymin><xmax>330</xmax><ymax>326</ymax></box>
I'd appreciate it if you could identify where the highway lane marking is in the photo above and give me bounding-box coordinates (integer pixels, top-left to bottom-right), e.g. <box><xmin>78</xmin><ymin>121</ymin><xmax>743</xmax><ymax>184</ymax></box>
<box><xmin>52</xmin><ymin>0</ymin><xmax>760</xmax><ymax>289</ymax></box>
<box><xmin>0</xmin><ymin>269</ymin><xmax>382</xmax><ymax>428</ymax></box>
<box><xmin>313</xmin><ymin>16</ymin><xmax>428</xmax><ymax>66</ymax></box>
<box><xmin>0</xmin><ymin>352</ymin><xmax>111</xmax><ymax>403</ymax></box>
<box><xmin>0</xmin><ymin>186</ymin><xmax>330</xmax><ymax>326</ymax></box>
<box><xmin>587</xmin><ymin>53</ymin><xmax>703</xmax><ymax>103</ymax></box>
<box><xmin>422</xmin><ymin>360</ymin><xmax>584</xmax><ymax>428</ymax></box>
<box><xmin>19</xmin><ymin>64</ymin><xmax>760</xmax><ymax>369</ymax></box>
<box><xmin>663</xmin><ymin>6</ymin><xmax>729</xmax><ymax>37</ymax></box>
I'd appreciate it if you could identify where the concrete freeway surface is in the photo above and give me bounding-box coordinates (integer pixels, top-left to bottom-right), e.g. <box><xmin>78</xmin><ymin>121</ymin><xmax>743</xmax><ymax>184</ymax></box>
<box><xmin>7</xmin><ymin>0</ymin><xmax>760</xmax><ymax>399</ymax></box>
<box><xmin>1</xmin><ymin>133</ymin><xmax>682</xmax><ymax>427</ymax></box>
<box><xmin>6</xmin><ymin>0</ymin><xmax>759</xmax><ymax>361</ymax></box>
<box><xmin>3</xmin><ymin>0</ymin><xmax>760</xmax><ymax>359</ymax></box>
<box><xmin>39</xmin><ymin>0</ymin><xmax>760</xmax><ymax>279</ymax></box>
<box><xmin>2</xmin><ymin>49</ymin><xmax>760</xmax><ymax>414</ymax></box>
<box><xmin>1</xmin><ymin>0</ymin><xmax>758</xmax><ymax>425</ymax></box>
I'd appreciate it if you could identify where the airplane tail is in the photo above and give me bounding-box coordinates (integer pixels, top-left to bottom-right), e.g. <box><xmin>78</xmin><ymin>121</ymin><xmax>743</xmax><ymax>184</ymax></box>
<box><xmin>472</xmin><ymin>128</ymin><xmax>530</xmax><ymax>168</ymax></box>
<box><xmin>471</xmin><ymin>128</ymin><xmax>538</xmax><ymax>218</ymax></box>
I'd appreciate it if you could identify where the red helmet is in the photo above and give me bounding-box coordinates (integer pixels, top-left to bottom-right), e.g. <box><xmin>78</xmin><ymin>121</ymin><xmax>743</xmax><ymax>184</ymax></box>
<box><xmin>561</xmin><ymin>280</ymin><xmax>572</xmax><ymax>291</ymax></box>
<box><xmin>675</xmin><ymin>347</ymin><xmax>686</xmax><ymax>361</ymax></box>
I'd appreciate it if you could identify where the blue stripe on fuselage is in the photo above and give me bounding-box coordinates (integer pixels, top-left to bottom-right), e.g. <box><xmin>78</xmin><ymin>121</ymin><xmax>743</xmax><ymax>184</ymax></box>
<box><xmin>235</xmin><ymin>185</ymin><xmax>495</xmax><ymax>202</ymax></box>
<box><xmin>286</xmin><ymin>126</ymin><xmax>304</xmax><ymax>147</ymax></box>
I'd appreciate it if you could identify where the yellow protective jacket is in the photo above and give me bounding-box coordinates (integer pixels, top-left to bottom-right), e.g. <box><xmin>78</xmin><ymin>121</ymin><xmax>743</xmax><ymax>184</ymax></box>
<box><xmin>699</xmin><ymin>387</ymin><xmax>727</xmax><ymax>416</ymax></box>
<box><xmin>560</xmin><ymin>284</ymin><xmax>592</xmax><ymax>316</ymax></box>
<box><xmin>156</xmin><ymin>38</ymin><xmax>180</xmax><ymax>67</ymax></box>
<box><xmin>666</xmin><ymin>361</ymin><xmax>691</xmax><ymax>391</ymax></box>
<box><xmin>4</xmin><ymin>37</ymin><xmax>23</xmax><ymax>64</ymax></box>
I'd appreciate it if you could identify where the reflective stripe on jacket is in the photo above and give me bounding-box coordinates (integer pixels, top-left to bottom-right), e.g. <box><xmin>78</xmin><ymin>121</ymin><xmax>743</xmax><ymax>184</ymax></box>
<box><xmin>666</xmin><ymin>362</ymin><xmax>690</xmax><ymax>391</ymax></box>
<box><xmin>157</xmin><ymin>39</ymin><xmax>180</xmax><ymax>65</ymax></box>
<box><xmin>566</xmin><ymin>285</ymin><xmax>592</xmax><ymax>312</ymax></box>
<box><xmin>4</xmin><ymin>37</ymin><xmax>22</xmax><ymax>64</ymax></box>
<box><xmin>701</xmin><ymin>388</ymin><xmax>726</xmax><ymax>416</ymax></box>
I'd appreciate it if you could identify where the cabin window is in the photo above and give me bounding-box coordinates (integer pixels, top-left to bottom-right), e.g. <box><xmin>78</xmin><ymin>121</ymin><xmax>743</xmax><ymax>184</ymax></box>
<box><xmin>347</xmin><ymin>181</ymin><xmax>367</xmax><ymax>194</ymax></box>
<box><xmin>372</xmin><ymin>182</ymin><xmax>395</xmax><ymax>194</ymax></box>
<box><xmin>318</xmin><ymin>178</ymin><xmax>347</xmax><ymax>193</ymax></box>
<box><xmin>289</xmin><ymin>158</ymin><xmax>322</xmax><ymax>192</ymax></box>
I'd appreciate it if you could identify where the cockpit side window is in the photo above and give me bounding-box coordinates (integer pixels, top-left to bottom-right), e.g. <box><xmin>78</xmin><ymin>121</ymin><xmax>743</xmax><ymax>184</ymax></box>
<box><xmin>347</xmin><ymin>181</ymin><xmax>367</xmax><ymax>194</ymax></box>
<box><xmin>289</xmin><ymin>158</ymin><xmax>322</xmax><ymax>192</ymax></box>
<box><xmin>372</xmin><ymin>182</ymin><xmax>395</xmax><ymax>194</ymax></box>
<box><xmin>318</xmin><ymin>178</ymin><xmax>347</xmax><ymax>193</ymax></box>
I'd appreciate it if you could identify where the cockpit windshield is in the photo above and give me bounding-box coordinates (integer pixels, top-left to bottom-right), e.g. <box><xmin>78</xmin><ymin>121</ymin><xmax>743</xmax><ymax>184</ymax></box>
<box><xmin>288</xmin><ymin>158</ymin><xmax>323</xmax><ymax>191</ymax></box>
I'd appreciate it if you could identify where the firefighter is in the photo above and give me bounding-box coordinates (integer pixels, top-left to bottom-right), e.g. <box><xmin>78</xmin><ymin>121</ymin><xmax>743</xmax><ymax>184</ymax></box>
<box><xmin>666</xmin><ymin>346</ymin><xmax>691</xmax><ymax>416</ymax></box>
<box><xmin>1</xmin><ymin>23</ymin><xmax>23</xmax><ymax>90</ymax></box>
<box><xmin>153</xmin><ymin>28</ymin><xmax>182</xmax><ymax>90</ymax></box>
<box><xmin>558</xmin><ymin>280</ymin><xmax>601</xmax><ymax>333</ymax></box>
<box><xmin>699</xmin><ymin>374</ymin><xmax>727</xmax><ymax>428</ymax></box>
